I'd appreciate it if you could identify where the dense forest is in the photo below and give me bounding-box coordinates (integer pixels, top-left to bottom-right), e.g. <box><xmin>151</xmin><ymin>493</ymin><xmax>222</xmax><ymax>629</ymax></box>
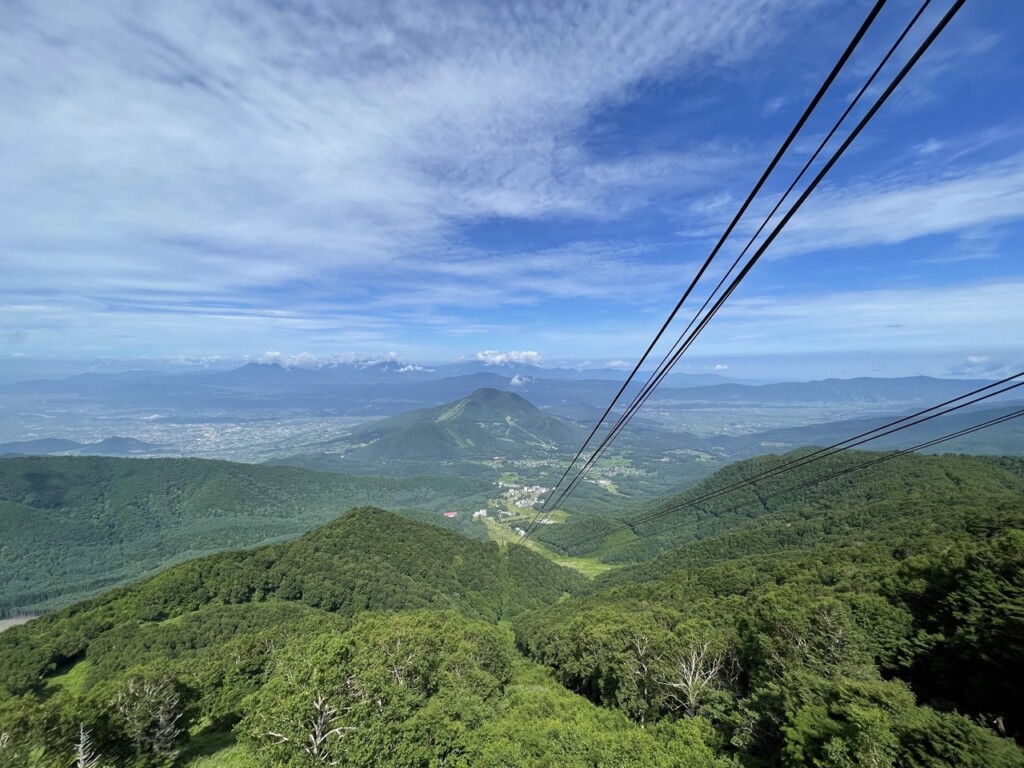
<box><xmin>0</xmin><ymin>456</ymin><xmax>493</xmax><ymax>614</ymax></box>
<box><xmin>535</xmin><ymin>451</ymin><xmax>1024</xmax><ymax>563</ymax></box>
<box><xmin>0</xmin><ymin>451</ymin><xmax>1021</xmax><ymax>766</ymax></box>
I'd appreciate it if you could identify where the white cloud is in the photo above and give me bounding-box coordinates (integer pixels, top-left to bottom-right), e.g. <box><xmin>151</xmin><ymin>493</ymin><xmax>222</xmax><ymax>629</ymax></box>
<box><xmin>948</xmin><ymin>355</ymin><xmax>1015</xmax><ymax>378</ymax></box>
<box><xmin>761</xmin><ymin>96</ymin><xmax>786</xmax><ymax>117</ymax></box>
<box><xmin>915</xmin><ymin>139</ymin><xmax>945</xmax><ymax>155</ymax></box>
<box><xmin>702</xmin><ymin>279</ymin><xmax>1024</xmax><ymax>353</ymax></box>
<box><xmin>0</xmin><ymin>0</ymin><xmax>796</xmax><ymax>299</ymax></box>
<box><xmin>255</xmin><ymin>351</ymin><xmax>338</xmax><ymax>369</ymax></box>
<box><xmin>0</xmin><ymin>0</ymin><xmax>825</xmax><ymax>360</ymax></box>
<box><xmin>252</xmin><ymin>351</ymin><xmax>420</xmax><ymax>369</ymax></box>
<box><xmin>770</xmin><ymin>154</ymin><xmax>1024</xmax><ymax>256</ymax></box>
<box><xmin>4</xmin><ymin>0</ymin><xmax>1019</xmax><ymax>368</ymax></box>
<box><xmin>475</xmin><ymin>351</ymin><xmax>543</xmax><ymax>366</ymax></box>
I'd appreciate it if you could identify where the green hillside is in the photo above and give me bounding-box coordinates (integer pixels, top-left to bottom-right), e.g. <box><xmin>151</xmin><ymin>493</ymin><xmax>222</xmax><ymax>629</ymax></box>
<box><xmin>0</xmin><ymin>509</ymin><xmax>693</xmax><ymax>768</ymax></box>
<box><xmin>324</xmin><ymin>387</ymin><xmax>584</xmax><ymax>462</ymax></box>
<box><xmin>516</xmin><ymin>527</ymin><xmax>1024</xmax><ymax>766</ymax></box>
<box><xmin>1</xmin><ymin>453</ymin><xmax>1022</xmax><ymax>767</ymax></box>
<box><xmin>0</xmin><ymin>507</ymin><xmax>583</xmax><ymax>695</ymax></box>
<box><xmin>535</xmin><ymin>451</ymin><xmax>1024</xmax><ymax>562</ymax></box>
<box><xmin>514</xmin><ymin>453</ymin><xmax>1024</xmax><ymax>765</ymax></box>
<box><xmin>0</xmin><ymin>456</ymin><xmax>494</xmax><ymax>614</ymax></box>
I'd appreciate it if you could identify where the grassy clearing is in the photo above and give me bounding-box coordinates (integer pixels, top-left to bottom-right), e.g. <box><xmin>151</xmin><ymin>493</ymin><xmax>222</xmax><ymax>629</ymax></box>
<box><xmin>484</xmin><ymin>518</ymin><xmax>618</xmax><ymax>578</ymax></box>
<box><xmin>44</xmin><ymin>660</ymin><xmax>91</xmax><ymax>696</ymax></box>
<box><xmin>484</xmin><ymin>517</ymin><xmax>522</xmax><ymax>546</ymax></box>
<box><xmin>178</xmin><ymin>730</ymin><xmax>254</xmax><ymax>767</ymax></box>
<box><xmin>535</xmin><ymin>548</ymin><xmax>618</xmax><ymax>578</ymax></box>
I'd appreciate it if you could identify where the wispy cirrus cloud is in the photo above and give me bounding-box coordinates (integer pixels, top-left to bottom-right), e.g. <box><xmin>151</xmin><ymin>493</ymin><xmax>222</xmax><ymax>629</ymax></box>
<box><xmin>0</xmin><ymin>1</ymin><xmax>795</xmax><ymax>290</ymax></box>
<box><xmin>775</xmin><ymin>154</ymin><xmax>1024</xmax><ymax>254</ymax></box>
<box><xmin>679</xmin><ymin>152</ymin><xmax>1024</xmax><ymax>259</ymax></box>
<box><xmin>2</xmin><ymin>0</ymin><xmax>1022</xmax><ymax>372</ymax></box>
<box><xmin>702</xmin><ymin>279</ymin><xmax>1024</xmax><ymax>353</ymax></box>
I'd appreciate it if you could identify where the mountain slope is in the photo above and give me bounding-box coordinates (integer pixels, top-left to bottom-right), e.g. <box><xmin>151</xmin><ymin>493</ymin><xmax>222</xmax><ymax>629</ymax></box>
<box><xmin>0</xmin><ymin>456</ymin><xmax>494</xmax><ymax>613</ymax></box>
<box><xmin>0</xmin><ymin>438</ymin><xmax>83</xmax><ymax>456</ymax></box>
<box><xmin>334</xmin><ymin>387</ymin><xmax>585</xmax><ymax>462</ymax></box>
<box><xmin>0</xmin><ymin>507</ymin><xmax>584</xmax><ymax>693</ymax></box>
<box><xmin>515</xmin><ymin>453</ymin><xmax>1024</xmax><ymax>763</ymax></box>
<box><xmin>288</xmin><ymin>387</ymin><xmax>589</xmax><ymax>473</ymax></box>
<box><xmin>535</xmin><ymin>451</ymin><xmax>1024</xmax><ymax>563</ymax></box>
<box><xmin>1</xmin><ymin>454</ymin><xmax>1021</xmax><ymax>767</ymax></box>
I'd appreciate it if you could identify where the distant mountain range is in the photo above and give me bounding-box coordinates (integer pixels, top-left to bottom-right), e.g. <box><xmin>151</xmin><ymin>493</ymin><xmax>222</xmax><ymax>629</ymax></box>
<box><xmin>0</xmin><ymin>361</ymin><xmax>997</xmax><ymax>422</ymax></box>
<box><xmin>4</xmin><ymin>367</ymin><xmax>1018</xmax><ymax>473</ymax></box>
<box><xmin>707</xmin><ymin>400</ymin><xmax>1024</xmax><ymax>458</ymax></box>
<box><xmin>647</xmin><ymin>375</ymin><xmax>998</xmax><ymax>405</ymax></box>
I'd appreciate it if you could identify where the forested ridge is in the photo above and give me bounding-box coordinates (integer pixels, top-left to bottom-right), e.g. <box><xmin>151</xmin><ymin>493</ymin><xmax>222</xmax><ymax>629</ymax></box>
<box><xmin>535</xmin><ymin>451</ymin><xmax>1024</xmax><ymax>563</ymax></box>
<box><xmin>0</xmin><ymin>452</ymin><xmax>1021</xmax><ymax>766</ymax></box>
<box><xmin>0</xmin><ymin>456</ymin><xmax>492</xmax><ymax>614</ymax></box>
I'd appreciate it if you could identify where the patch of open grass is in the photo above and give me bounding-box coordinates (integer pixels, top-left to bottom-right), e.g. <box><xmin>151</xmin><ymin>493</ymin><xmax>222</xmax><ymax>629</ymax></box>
<box><xmin>484</xmin><ymin>518</ymin><xmax>618</xmax><ymax>577</ymax></box>
<box><xmin>44</xmin><ymin>660</ymin><xmax>91</xmax><ymax>696</ymax></box>
<box><xmin>178</xmin><ymin>730</ymin><xmax>253</xmax><ymax>767</ymax></box>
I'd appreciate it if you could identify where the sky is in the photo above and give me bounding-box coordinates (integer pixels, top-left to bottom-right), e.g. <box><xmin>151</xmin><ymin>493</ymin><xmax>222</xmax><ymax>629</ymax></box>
<box><xmin>2</xmin><ymin>0</ymin><xmax>1023</xmax><ymax>380</ymax></box>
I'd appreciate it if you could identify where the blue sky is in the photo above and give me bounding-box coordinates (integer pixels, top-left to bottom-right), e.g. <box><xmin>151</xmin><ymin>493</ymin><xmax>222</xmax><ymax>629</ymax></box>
<box><xmin>1</xmin><ymin>0</ymin><xmax>1022</xmax><ymax>379</ymax></box>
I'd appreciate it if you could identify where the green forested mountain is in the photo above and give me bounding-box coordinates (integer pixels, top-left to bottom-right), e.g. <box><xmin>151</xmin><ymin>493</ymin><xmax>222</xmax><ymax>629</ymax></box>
<box><xmin>1</xmin><ymin>452</ymin><xmax>1022</xmax><ymax>767</ymax></box>
<box><xmin>516</xmin><ymin>528</ymin><xmax>1024</xmax><ymax>767</ymax></box>
<box><xmin>0</xmin><ymin>509</ymin><xmax>685</xmax><ymax>768</ymax></box>
<box><xmin>536</xmin><ymin>450</ymin><xmax>1024</xmax><ymax>563</ymax></box>
<box><xmin>514</xmin><ymin>453</ymin><xmax>1024</xmax><ymax>766</ymax></box>
<box><xmin>0</xmin><ymin>507</ymin><xmax>583</xmax><ymax>695</ymax></box>
<box><xmin>0</xmin><ymin>456</ymin><xmax>493</xmax><ymax>614</ymax></box>
<box><xmin>293</xmin><ymin>387</ymin><xmax>585</xmax><ymax>466</ymax></box>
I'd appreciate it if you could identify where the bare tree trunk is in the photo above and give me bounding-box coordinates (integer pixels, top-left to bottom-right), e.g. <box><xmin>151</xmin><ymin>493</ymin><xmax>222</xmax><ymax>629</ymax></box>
<box><xmin>75</xmin><ymin>725</ymin><xmax>102</xmax><ymax>768</ymax></box>
<box><xmin>659</xmin><ymin>638</ymin><xmax>731</xmax><ymax>718</ymax></box>
<box><xmin>267</xmin><ymin>692</ymin><xmax>357</xmax><ymax>765</ymax></box>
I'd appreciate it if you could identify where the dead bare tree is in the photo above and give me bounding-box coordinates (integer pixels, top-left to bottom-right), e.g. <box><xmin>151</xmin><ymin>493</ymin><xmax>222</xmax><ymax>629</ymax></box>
<box><xmin>113</xmin><ymin>676</ymin><xmax>183</xmax><ymax>762</ymax></box>
<box><xmin>659</xmin><ymin>636</ymin><xmax>734</xmax><ymax>718</ymax></box>
<box><xmin>74</xmin><ymin>725</ymin><xmax>102</xmax><ymax>768</ymax></box>
<box><xmin>384</xmin><ymin>635</ymin><xmax>417</xmax><ymax>687</ymax></box>
<box><xmin>623</xmin><ymin>631</ymin><xmax>660</xmax><ymax>724</ymax></box>
<box><xmin>268</xmin><ymin>692</ymin><xmax>357</xmax><ymax>765</ymax></box>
